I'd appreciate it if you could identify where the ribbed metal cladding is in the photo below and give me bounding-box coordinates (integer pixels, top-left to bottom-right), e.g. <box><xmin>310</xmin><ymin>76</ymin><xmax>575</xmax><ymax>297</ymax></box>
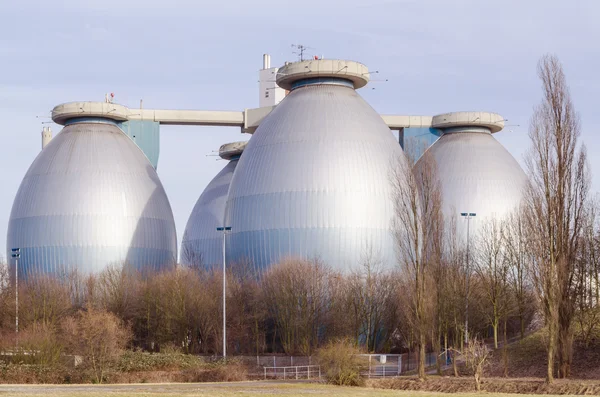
<box><xmin>181</xmin><ymin>159</ymin><xmax>238</xmax><ymax>268</ymax></box>
<box><xmin>225</xmin><ymin>83</ymin><xmax>408</xmax><ymax>271</ymax></box>
<box><xmin>414</xmin><ymin>127</ymin><xmax>527</xmax><ymax>239</ymax></box>
<box><xmin>7</xmin><ymin>121</ymin><xmax>177</xmax><ymax>277</ymax></box>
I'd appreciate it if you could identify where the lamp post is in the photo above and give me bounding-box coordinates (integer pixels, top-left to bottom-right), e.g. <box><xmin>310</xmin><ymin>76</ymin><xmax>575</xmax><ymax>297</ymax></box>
<box><xmin>460</xmin><ymin>212</ymin><xmax>476</xmax><ymax>345</ymax></box>
<box><xmin>11</xmin><ymin>248</ymin><xmax>20</xmax><ymax>337</ymax></box>
<box><xmin>216</xmin><ymin>226</ymin><xmax>232</xmax><ymax>359</ymax></box>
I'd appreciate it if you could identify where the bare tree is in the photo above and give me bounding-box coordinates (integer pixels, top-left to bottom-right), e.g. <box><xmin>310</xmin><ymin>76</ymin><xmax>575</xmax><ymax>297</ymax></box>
<box><xmin>262</xmin><ymin>258</ymin><xmax>330</xmax><ymax>355</ymax></box>
<box><xmin>21</xmin><ymin>274</ymin><xmax>71</xmax><ymax>329</ymax></box>
<box><xmin>505</xmin><ymin>207</ymin><xmax>535</xmax><ymax>340</ymax></box>
<box><xmin>524</xmin><ymin>54</ymin><xmax>590</xmax><ymax>381</ymax></box>
<box><xmin>442</xmin><ymin>212</ymin><xmax>467</xmax><ymax>376</ymax></box>
<box><xmin>574</xmin><ymin>200</ymin><xmax>600</xmax><ymax>347</ymax></box>
<box><xmin>431</xmin><ymin>213</ymin><xmax>458</xmax><ymax>375</ymax></box>
<box><xmin>391</xmin><ymin>151</ymin><xmax>443</xmax><ymax>379</ymax></box>
<box><xmin>96</xmin><ymin>264</ymin><xmax>141</xmax><ymax>321</ymax></box>
<box><xmin>343</xmin><ymin>247</ymin><xmax>396</xmax><ymax>352</ymax></box>
<box><xmin>462</xmin><ymin>337</ymin><xmax>490</xmax><ymax>392</ymax></box>
<box><xmin>190</xmin><ymin>267</ymin><xmax>221</xmax><ymax>354</ymax></box>
<box><xmin>180</xmin><ymin>240</ymin><xmax>205</xmax><ymax>271</ymax></box>
<box><xmin>140</xmin><ymin>266</ymin><xmax>221</xmax><ymax>354</ymax></box>
<box><xmin>0</xmin><ymin>261</ymin><xmax>13</xmax><ymax>331</ymax></box>
<box><xmin>473</xmin><ymin>218</ymin><xmax>511</xmax><ymax>349</ymax></box>
<box><xmin>227</xmin><ymin>259</ymin><xmax>266</xmax><ymax>355</ymax></box>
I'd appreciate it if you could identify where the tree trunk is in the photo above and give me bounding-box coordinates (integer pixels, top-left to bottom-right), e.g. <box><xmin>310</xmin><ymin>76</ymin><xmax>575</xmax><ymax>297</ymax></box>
<box><xmin>418</xmin><ymin>331</ymin><xmax>426</xmax><ymax>379</ymax></box>
<box><xmin>452</xmin><ymin>332</ymin><xmax>459</xmax><ymax>377</ymax></box>
<box><xmin>444</xmin><ymin>332</ymin><xmax>448</xmax><ymax>368</ymax></box>
<box><xmin>434</xmin><ymin>327</ymin><xmax>442</xmax><ymax>375</ymax></box>
<box><xmin>493</xmin><ymin>321</ymin><xmax>498</xmax><ymax>350</ymax></box>
<box><xmin>547</xmin><ymin>321</ymin><xmax>555</xmax><ymax>383</ymax></box>
<box><xmin>557</xmin><ymin>319</ymin><xmax>572</xmax><ymax>378</ymax></box>
<box><xmin>503</xmin><ymin>319</ymin><xmax>508</xmax><ymax>377</ymax></box>
<box><xmin>520</xmin><ymin>312</ymin><xmax>525</xmax><ymax>340</ymax></box>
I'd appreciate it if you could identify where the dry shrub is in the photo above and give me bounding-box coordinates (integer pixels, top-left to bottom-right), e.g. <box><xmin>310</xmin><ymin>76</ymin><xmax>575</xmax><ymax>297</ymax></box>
<box><xmin>0</xmin><ymin>362</ymin><xmax>68</xmax><ymax>384</ymax></box>
<box><xmin>116</xmin><ymin>350</ymin><xmax>207</xmax><ymax>372</ymax></box>
<box><xmin>109</xmin><ymin>361</ymin><xmax>248</xmax><ymax>384</ymax></box>
<box><xmin>0</xmin><ymin>328</ymin><xmax>71</xmax><ymax>384</ymax></box>
<box><xmin>462</xmin><ymin>337</ymin><xmax>490</xmax><ymax>391</ymax></box>
<box><xmin>61</xmin><ymin>309</ymin><xmax>131</xmax><ymax>384</ymax></box>
<box><xmin>316</xmin><ymin>338</ymin><xmax>365</xmax><ymax>386</ymax></box>
<box><xmin>13</xmin><ymin>324</ymin><xmax>63</xmax><ymax>367</ymax></box>
<box><xmin>182</xmin><ymin>361</ymin><xmax>247</xmax><ymax>382</ymax></box>
<box><xmin>371</xmin><ymin>377</ymin><xmax>600</xmax><ymax>395</ymax></box>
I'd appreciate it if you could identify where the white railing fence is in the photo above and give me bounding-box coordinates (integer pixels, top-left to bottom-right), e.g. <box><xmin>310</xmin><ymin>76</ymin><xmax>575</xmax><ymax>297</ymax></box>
<box><xmin>244</xmin><ymin>353</ymin><xmax>440</xmax><ymax>380</ymax></box>
<box><xmin>263</xmin><ymin>365</ymin><xmax>321</xmax><ymax>380</ymax></box>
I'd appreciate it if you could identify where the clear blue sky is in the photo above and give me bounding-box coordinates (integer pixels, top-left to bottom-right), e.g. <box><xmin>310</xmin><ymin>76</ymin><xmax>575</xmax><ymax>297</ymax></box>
<box><xmin>1</xmin><ymin>0</ymin><xmax>598</xmax><ymax>260</ymax></box>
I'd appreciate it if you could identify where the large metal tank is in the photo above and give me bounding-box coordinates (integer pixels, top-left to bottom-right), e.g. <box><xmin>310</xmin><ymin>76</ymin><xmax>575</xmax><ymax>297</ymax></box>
<box><xmin>181</xmin><ymin>142</ymin><xmax>246</xmax><ymax>268</ymax></box>
<box><xmin>7</xmin><ymin>120</ymin><xmax>177</xmax><ymax>277</ymax></box>
<box><xmin>414</xmin><ymin>119</ymin><xmax>527</xmax><ymax>239</ymax></box>
<box><xmin>224</xmin><ymin>59</ymin><xmax>409</xmax><ymax>271</ymax></box>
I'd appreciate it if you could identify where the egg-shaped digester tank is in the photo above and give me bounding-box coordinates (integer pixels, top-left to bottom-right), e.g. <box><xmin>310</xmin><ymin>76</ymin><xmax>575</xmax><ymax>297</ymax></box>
<box><xmin>181</xmin><ymin>142</ymin><xmax>246</xmax><ymax>268</ymax></box>
<box><xmin>224</xmin><ymin>59</ymin><xmax>409</xmax><ymax>271</ymax></box>
<box><xmin>414</xmin><ymin>124</ymin><xmax>527</xmax><ymax>238</ymax></box>
<box><xmin>7</xmin><ymin>120</ymin><xmax>177</xmax><ymax>277</ymax></box>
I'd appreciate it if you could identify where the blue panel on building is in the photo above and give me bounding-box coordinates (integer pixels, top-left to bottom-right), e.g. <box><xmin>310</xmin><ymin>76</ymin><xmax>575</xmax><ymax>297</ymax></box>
<box><xmin>118</xmin><ymin>120</ymin><xmax>160</xmax><ymax>169</ymax></box>
<box><xmin>402</xmin><ymin>127</ymin><xmax>442</xmax><ymax>161</ymax></box>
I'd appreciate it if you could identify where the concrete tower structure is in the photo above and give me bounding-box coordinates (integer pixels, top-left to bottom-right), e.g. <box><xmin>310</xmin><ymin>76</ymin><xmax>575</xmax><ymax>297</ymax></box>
<box><xmin>41</xmin><ymin>126</ymin><xmax>52</xmax><ymax>149</ymax></box>
<box><xmin>258</xmin><ymin>54</ymin><xmax>287</xmax><ymax>108</ymax></box>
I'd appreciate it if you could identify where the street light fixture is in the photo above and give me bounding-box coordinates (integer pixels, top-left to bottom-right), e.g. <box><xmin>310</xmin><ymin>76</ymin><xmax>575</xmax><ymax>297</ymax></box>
<box><xmin>11</xmin><ymin>248</ymin><xmax>20</xmax><ymax>338</ymax></box>
<box><xmin>460</xmin><ymin>212</ymin><xmax>476</xmax><ymax>345</ymax></box>
<box><xmin>216</xmin><ymin>226</ymin><xmax>232</xmax><ymax>359</ymax></box>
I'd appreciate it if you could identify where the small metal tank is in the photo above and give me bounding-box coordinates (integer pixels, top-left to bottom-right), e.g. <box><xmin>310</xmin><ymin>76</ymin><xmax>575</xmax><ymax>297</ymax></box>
<box><xmin>181</xmin><ymin>141</ymin><xmax>246</xmax><ymax>268</ymax></box>
<box><xmin>414</xmin><ymin>116</ymin><xmax>527</xmax><ymax>239</ymax></box>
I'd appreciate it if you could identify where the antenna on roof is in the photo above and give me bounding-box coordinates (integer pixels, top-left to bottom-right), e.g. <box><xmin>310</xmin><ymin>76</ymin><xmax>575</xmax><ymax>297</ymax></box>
<box><xmin>367</xmin><ymin>70</ymin><xmax>389</xmax><ymax>88</ymax></box>
<box><xmin>206</xmin><ymin>151</ymin><xmax>220</xmax><ymax>160</ymax></box>
<box><xmin>291</xmin><ymin>44</ymin><xmax>312</xmax><ymax>61</ymax></box>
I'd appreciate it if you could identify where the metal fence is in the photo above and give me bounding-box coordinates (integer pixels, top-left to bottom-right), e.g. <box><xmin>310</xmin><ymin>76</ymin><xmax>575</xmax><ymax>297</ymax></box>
<box><xmin>263</xmin><ymin>365</ymin><xmax>321</xmax><ymax>380</ymax></box>
<box><xmin>236</xmin><ymin>355</ymin><xmax>315</xmax><ymax>368</ymax></box>
<box><xmin>358</xmin><ymin>352</ymin><xmax>438</xmax><ymax>378</ymax></box>
<box><xmin>239</xmin><ymin>353</ymin><xmax>439</xmax><ymax>379</ymax></box>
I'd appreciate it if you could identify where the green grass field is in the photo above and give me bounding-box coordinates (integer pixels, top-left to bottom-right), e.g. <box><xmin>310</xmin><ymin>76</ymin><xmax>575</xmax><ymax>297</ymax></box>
<box><xmin>0</xmin><ymin>382</ymin><xmax>580</xmax><ymax>397</ymax></box>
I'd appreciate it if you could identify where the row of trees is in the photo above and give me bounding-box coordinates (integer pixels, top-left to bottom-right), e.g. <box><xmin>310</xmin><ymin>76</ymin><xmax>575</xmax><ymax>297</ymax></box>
<box><xmin>0</xmin><ymin>248</ymin><xmax>536</xmax><ymax>358</ymax></box>
<box><xmin>391</xmin><ymin>151</ymin><xmax>538</xmax><ymax>379</ymax></box>
<box><xmin>391</xmin><ymin>54</ymin><xmax>599</xmax><ymax>383</ymax></box>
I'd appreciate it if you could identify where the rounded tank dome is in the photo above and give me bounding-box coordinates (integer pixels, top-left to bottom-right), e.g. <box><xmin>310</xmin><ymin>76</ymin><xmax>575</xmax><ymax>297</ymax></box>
<box><xmin>224</xmin><ymin>66</ymin><xmax>408</xmax><ymax>271</ymax></box>
<box><xmin>414</xmin><ymin>126</ymin><xmax>527</xmax><ymax>238</ymax></box>
<box><xmin>7</xmin><ymin>121</ymin><xmax>177</xmax><ymax>277</ymax></box>
<box><xmin>181</xmin><ymin>142</ymin><xmax>246</xmax><ymax>268</ymax></box>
